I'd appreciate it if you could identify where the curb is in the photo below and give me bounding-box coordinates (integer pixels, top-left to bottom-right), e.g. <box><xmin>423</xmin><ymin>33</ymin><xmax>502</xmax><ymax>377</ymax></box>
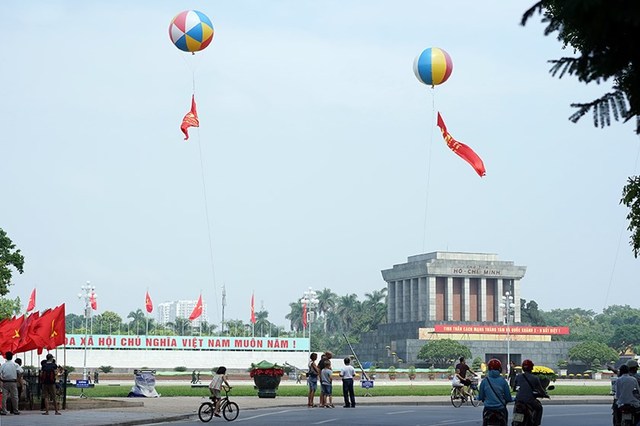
<box><xmin>111</xmin><ymin>414</ymin><xmax>193</xmax><ymax>426</ymax></box>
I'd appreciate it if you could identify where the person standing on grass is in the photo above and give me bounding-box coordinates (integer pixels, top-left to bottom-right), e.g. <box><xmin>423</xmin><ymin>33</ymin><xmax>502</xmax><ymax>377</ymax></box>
<box><xmin>320</xmin><ymin>360</ymin><xmax>334</xmax><ymax>408</ymax></box>
<box><xmin>307</xmin><ymin>353</ymin><xmax>320</xmax><ymax>407</ymax></box>
<box><xmin>339</xmin><ymin>357</ymin><xmax>356</xmax><ymax>408</ymax></box>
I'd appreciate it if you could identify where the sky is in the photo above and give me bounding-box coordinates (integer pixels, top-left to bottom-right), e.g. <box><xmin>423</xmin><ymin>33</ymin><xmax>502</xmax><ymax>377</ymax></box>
<box><xmin>2</xmin><ymin>1</ymin><xmax>639</xmax><ymax>330</ymax></box>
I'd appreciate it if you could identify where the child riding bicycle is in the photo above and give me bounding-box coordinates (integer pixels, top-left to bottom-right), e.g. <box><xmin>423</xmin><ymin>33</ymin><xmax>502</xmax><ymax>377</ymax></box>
<box><xmin>209</xmin><ymin>366</ymin><xmax>232</xmax><ymax>417</ymax></box>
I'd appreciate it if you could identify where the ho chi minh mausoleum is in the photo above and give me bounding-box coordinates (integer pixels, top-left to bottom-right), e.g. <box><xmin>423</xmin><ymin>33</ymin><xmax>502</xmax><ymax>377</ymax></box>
<box><xmin>353</xmin><ymin>251</ymin><xmax>576</xmax><ymax>369</ymax></box>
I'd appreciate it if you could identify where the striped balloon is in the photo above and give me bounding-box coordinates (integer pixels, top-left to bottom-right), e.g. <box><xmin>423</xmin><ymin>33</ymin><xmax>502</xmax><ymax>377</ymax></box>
<box><xmin>413</xmin><ymin>47</ymin><xmax>453</xmax><ymax>87</ymax></box>
<box><xmin>169</xmin><ymin>10</ymin><xmax>214</xmax><ymax>53</ymax></box>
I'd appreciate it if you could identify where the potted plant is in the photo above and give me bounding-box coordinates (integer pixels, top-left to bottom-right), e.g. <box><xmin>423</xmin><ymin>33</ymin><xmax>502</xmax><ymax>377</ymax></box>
<box><xmin>249</xmin><ymin>360</ymin><xmax>285</xmax><ymax>398</ymax></box>
<box><xmin>408</xmin><ymin>365</ymin><xmax>417</xmax><ymax>381</ymax></box>
<box><xmin>368</xmin><ymin>365</ymin><xmax>377</xmax><ymax>380</ymax></box>
<box><xmin>388</xmin><ymin>366</ymin><xmax>396</xmax><ymax>381</ymax></box>
<box><xmin>531</xmin><ymin>365</ymin><xmax>558</xmax><ymax>389</ymax></box>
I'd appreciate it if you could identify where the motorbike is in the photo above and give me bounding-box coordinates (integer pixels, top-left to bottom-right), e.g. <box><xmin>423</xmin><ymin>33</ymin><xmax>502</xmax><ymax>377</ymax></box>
<box><xmin>511</xmin><ymin>385</ymin><xmax>554</xmax><ymax>426</ymax></box>
<box><xmin>483</xmin><ymin>408</ymin><xmax>507</xmax><ymax>426</ymax></box>
<box><xmin>619</xmin><ymin>404</ymin><xmax>638</xmax><ymax>426</ymax></box>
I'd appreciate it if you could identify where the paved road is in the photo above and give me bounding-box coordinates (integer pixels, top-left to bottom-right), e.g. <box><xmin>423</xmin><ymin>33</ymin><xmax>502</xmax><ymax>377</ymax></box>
<box><xmin>161</xmin><ymin>404</ymin><xmax>612</xmax><ymax>425</ymax></box>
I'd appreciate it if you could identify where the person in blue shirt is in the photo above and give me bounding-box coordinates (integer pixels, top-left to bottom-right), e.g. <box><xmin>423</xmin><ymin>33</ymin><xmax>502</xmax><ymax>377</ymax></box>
<box><xmin>477</xmin><ymin>358</ymin><xmax>513</xmax><ymax>424</ymax></box>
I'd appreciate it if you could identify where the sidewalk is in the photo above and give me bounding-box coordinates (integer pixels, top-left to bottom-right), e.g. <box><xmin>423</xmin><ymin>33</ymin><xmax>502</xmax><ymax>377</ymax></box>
<box><xmin>0</xmin><ymin>395</ymin><xmax>614</xmax><ymax>426</ymax></box>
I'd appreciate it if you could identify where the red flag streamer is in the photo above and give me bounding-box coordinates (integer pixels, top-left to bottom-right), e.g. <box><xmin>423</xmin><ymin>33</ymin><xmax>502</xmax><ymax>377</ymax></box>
<box><xmin>302</xmin><ymin>302</ymin><xmax>307</xmax><ymax>329</ymax></box>
<box><xmin>189</xmin><ymin>295</ymin><xmax>203</xmax><ymax>321</ymax></box>
<box><xmin>90</xmin><ymin>292</ymin><xmax>98</xmax><ymax>310</ymax></box>
<box><xmin>250</xmin><ymin>293</ymin><xmax>256</xmax><ymax>324</ymax></box>
<box><xmin>181</xmin><ymin>94</ymin><xmax>200</xmax><ymax>140</ymax></box>
<box><xmin>27</xmin><ymin>288</ymin><xmax>36</xmax><ymax>312</ymax></box>
<box><xmin>436</xmin><ymin>112</ymin><xmax>486</xmax><ymax>177</ymax></box>
<box><xmin>145</xmin><ymin>291</ymin><xmax>153</xmax><ymax>314</ymax></box>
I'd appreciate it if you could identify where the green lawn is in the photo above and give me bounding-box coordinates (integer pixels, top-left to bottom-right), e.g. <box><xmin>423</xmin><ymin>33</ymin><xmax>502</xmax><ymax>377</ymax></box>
<box><xmin>66</xmin><ymin>384</ymin><xmax>611</xmax><ymax>398</ymax></box>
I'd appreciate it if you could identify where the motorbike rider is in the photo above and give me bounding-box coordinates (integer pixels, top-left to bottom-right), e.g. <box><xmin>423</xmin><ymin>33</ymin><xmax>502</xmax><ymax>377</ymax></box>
<box><xmin>628</xmin><ymin>359</ymin><xmax>640</xmax><ymax>385</ymax></box>
<box><xmin>477</xmin><ymin>358</ymin><xmax>513</xmax><ymax>424</ymax></box>
<box><xmin>514</xmin><ymin>359</ymin><xmax>547</xmax><ymax>426</ymax></box>
<box><xmin>615</xmin><ymin>363</ymin><xmax>640</xmax><ymax>421</ymax></box>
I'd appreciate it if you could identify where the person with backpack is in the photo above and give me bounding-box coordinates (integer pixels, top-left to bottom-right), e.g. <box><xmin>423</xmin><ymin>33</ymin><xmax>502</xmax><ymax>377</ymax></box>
<box><xmin>40</xmin><ymin>354</ymin><xmax>61</xmax><ymax>415</ymax></box>
<box><xmin>477</xmin><ymin>358</ymin><xmax>513</xmax><ymax>425</ymax></box>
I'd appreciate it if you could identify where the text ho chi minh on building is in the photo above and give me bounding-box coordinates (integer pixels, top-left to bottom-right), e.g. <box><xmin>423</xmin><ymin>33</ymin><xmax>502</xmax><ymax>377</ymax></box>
<box><xmin>353</xmin><ymin>251</ymin><xmax>576</xmax><ymax>370</ymax></box>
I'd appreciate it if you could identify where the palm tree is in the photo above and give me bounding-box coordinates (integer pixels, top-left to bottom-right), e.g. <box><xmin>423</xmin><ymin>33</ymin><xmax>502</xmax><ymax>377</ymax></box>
<box><xmin>316</xmin><ymin>288</ymin><xmax>337</xmax><ymax>332</ymax></box>
<box><xmin>254</xmin><ymin>310</ymin><xmax>271</xmax><ymax>336</ymax></box>
<box><xmin>127</xmin><ymin>309</ymin><xmax>146</xmax><ymax>335</ymax></box>
<box><xmin>285</xmin><ymin>302</ymin><xmax>303</xmax><ymax>333</ymax></box>
<box><xmin>335</xmin><ymin>294</ymin><xmax>361</xmax><ymax>333</ymax></box>
<box><xmin>364</xmin><ymin>288</ymin><xmax>388</xmax><ymax>329</ymax></box>
<box><xmin>225</xmin><ymin>319</ymin><xmax>246</xmax><ymax>336</ymax></box>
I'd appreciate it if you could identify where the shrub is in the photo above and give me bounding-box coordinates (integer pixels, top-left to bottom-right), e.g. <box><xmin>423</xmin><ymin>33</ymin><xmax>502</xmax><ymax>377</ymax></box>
<box><xmin>99</xmin><ymin>365</ymin><xmax>113</xmax><ymax>374</ymax></box>
<box><xmin>174</xmin><ymin>366</ymin><xmax>188</xmax><ymax>372</ymax></box>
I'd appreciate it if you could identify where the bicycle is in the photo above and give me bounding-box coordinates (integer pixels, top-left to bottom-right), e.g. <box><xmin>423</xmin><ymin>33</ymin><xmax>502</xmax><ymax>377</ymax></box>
<box><xmin>198</xmin><ymin>387</ymin><xmax>239</xmax><ymax>422</ymax></box>
<box><xmin>450</xmin><ymin>376</ymin><xmax>479</xmax><ymax>408</ymax></box>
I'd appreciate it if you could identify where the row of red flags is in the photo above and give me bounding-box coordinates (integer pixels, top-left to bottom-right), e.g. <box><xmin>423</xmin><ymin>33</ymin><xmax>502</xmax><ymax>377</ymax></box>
<box><xmin>0</xmin><ymin>304</ymin><xmax>65</xmax><ymax>355</ymax></box>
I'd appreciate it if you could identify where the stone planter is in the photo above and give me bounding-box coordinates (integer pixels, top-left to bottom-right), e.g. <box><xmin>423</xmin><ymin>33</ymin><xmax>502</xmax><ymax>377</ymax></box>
<box><xmin>253</xmin><ymin>374</ymin><xmax>281</xmax><ymax>398</ymax></box>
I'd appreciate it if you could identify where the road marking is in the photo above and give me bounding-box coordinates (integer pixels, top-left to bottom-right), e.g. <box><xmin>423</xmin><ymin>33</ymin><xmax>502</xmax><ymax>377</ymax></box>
<box><xmin>312</xmin><ymin>419</ymin><xmax>338</xmax><ymax>424</ymax></box>
<box><xmin>235</xmin><ymin>409</ymin><xmax>302</xmax><ymax>422</ymax></box>
<box><xmin>386</xmin><ymin>410</ymin><xmax>415</xmax><ymax>414</ymax></box>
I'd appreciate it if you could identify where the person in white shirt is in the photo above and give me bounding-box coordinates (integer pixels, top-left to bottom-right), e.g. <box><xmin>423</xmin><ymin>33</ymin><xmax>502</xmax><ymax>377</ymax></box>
<box><xmin>616</xmin><ymin>364</ymin><xmax>640</xmax><ymax>409</ymax></box>
<box><xmin>339</xmin><ymin>357</ymin><xmax>356</xmax><ymax>408</ymax></box>
<box><xmin>0</xmin><ymin>351</ymin><xmax>22</xmax><ymax>415</ymax></box>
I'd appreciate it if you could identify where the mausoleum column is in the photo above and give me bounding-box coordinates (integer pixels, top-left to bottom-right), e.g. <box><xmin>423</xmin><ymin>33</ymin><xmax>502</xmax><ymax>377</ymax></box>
<box><xmin>418</xmin><ymin>277</ymin><xmax>427</xmax><ymax>321</ymax></box>
<box><xmin>446</xmin><ymin>277</ymin><xmax>453</xmax><ymax>321</ymax></box>
<box><xmin>463</xmin><ymin>278</ymin><xmax>470</xmax><ymax>321</ymax></box>
<box><xmin>428</xmin><ymin>276</ymin><xmax>436</xmax><ymax>321</ymax></box>
<box><xmin>480</xmin><ymin>278</ymin><xmax>487</xmax><ymax>322</ymax></box>
<box><xmin>388</xmin><ymin>281</ymin><xmax>396</xmax><ymax>323</ymax></box>
<box><xmin>496</xmin><ymin>278</ymin><xmax>504</xmax><ymax>323</ymax></box>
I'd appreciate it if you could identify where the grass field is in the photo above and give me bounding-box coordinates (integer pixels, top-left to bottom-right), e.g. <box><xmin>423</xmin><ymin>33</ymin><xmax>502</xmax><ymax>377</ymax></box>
<box><xmin>65</xmin><ymin>384</ymin><xmax>611</xmax><ymax>398</ymax></box>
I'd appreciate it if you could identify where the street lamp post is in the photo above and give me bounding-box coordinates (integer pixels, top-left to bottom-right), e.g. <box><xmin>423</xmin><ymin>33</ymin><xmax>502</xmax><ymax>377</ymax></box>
<box><xmin>500</xmin><ymin>291</ymin><xmax>516</xmax><ymax>368</ymax></box>
<box><xmin>300</xmin><ymin>287</ymin><xmax>318</xmax><ymax>353</ymax></box>
<box><xmin>77</xmin><ymin>281</ymin><xmax>96</xmax><ymax>383</ymax></box>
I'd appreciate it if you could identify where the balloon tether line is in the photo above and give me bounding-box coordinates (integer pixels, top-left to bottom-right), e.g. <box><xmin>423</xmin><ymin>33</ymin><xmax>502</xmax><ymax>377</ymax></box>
<box><xmin>421</xmin><ymin>88</ymin><xmax>436</xmax><ymax>252</ymax></box>
<box><xmin>183</xmin><ymin>58</ymin><xmax>220</xmax><ymax>324</ymax></box>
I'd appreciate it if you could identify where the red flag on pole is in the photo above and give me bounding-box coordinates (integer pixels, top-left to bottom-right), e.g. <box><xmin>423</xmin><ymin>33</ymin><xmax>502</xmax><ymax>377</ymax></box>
<box><xmin>145</xmin><ymin>291</ymin><xmax>153</xmax><ymax>313</ymax></box>
<box><xmin>302</xmin><ymin>302</ymin><xmax>307</xmax><ymax>329</ymax></box>
<box><xmin>436</xmin><ymin>112</ymin><xmax>486</xmax><ymax>177</ymax></box>
<box><xmin>189</xmin><ymin>295</ymin><xmax>203</xmax><ymax>321</ymax></box>
<box><xmin>250</xmin><ymin>293</ymin><xmax>256</xmax><ymax>324</ymax></box>
<box><xmin>90</xmin><ymin>291</ymin><xmax>97</xmax><ymax>310</ymax></box>
<box><xmin>26</xmin><ymin>288</ymin><xmax>36</xmax><ymax>312</ymax></box>
<box><xmin>181</xmin><ymin>94</ymin><xmax>200</xmax><ymax>140</ymax></box>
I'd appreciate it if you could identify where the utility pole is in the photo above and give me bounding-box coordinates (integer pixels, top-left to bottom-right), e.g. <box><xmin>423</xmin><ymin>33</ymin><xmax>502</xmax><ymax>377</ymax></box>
<box><xmin>221</xmin><ymin>284</ymin><xmax>226</xmax><ymax>334</ymax></box>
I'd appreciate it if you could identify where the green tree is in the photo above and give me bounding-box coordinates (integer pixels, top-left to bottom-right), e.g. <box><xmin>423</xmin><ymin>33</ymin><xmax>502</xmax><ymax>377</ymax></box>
<box><xmin>417</xmin><ymin>339</ymin><xmax>472</xmax><ymax>368</ymax></box>
<box><xmin>522</xmin><ymin>2</ymin><xmax>640</xmax><ymax>256</ymax></box>
<box><xmin>0</xmin><ymin>297</ymin><xmax>21</xmax><ymax>319</ymax></box>
<box><xmin>316</xmin><ymin>288</ymin><xmax>337</xmax><ymax>333</ymax></box>
<box><xmin>127</xmin><ymin>309</ymin><xmax>147</xmax><ymax>335</ymax></box>
<box><xmin>254</xmin><ymin>309</ymin><xmax>272</xmax><ymax>336</ymax></box>
<box><xmin>98</xmin><ymin>311</ymin><xmax>123</xmax><ymax>334</ymax></box>
<box><xmin>285</xmin><ymin>302</ymin><xmax>303</xmax><ymax>333</ymax></box>
<box><xmin>520</xmin><ymin>299</ymin><xmax>545</xmax><ymax>326</ymax></box>
<box><xmin>567</xmin><ymin>341</ymin><xmax>619</xmax><ymax>370</ymax></box>
<box><xmin>0</xmin><ymin>228</ymin><xmax>25</xmax><ymax>296</ymax></box>
<box><xmin>609</xmin><ymin>324</ymin><xmax>640</xmax><ymax>353</ymax></box>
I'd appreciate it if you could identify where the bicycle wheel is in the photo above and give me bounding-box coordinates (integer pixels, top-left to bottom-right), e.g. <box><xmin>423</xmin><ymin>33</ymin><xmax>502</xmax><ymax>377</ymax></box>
<box><xmin>469</xmin><ymin>387</ymin><xmax>480</xmax><ymax>407</ymax></box>
<box><xmin>450</xmin><ymin>389</ymin><xmax>463</xmax><ymax>408</ymax></box>
<box><xmin>198</xmin><ymin>402</ymin><xmax>215</xmax><ymax>422</ymax></box>
<box><xmin>222</xmin><ymin>401</ymin><xmax>240</xmax><ymax>421</ymax></box>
